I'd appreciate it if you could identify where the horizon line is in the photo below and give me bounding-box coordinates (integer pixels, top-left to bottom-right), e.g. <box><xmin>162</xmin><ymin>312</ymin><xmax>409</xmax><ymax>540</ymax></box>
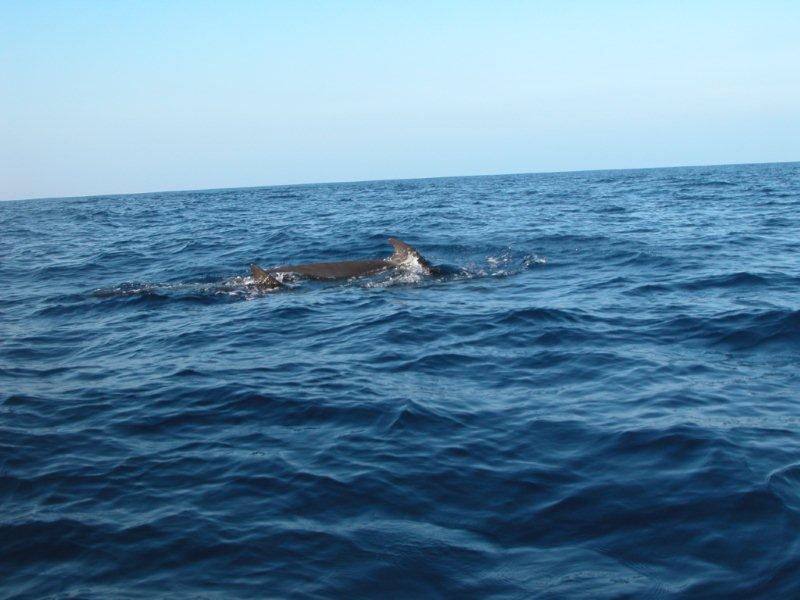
<box><xmin>3</xmin><ymin>159</ymin><xmax>798</xmax><ymax>205</ymax></box>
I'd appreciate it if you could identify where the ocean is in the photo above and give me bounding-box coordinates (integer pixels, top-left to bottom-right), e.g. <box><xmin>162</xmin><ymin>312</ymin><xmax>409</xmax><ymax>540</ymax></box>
<box><xmin>1</xmin><ymin>162</ymin><xmax>799</xmax><ymax>598</ymax></box>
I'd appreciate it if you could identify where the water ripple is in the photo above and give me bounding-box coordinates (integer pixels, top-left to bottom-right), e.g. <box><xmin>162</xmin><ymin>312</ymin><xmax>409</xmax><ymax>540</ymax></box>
<box><xmin>2</xmin><ymin>162</ymin><xmax>800</xmax><ymax>597</ymax></box>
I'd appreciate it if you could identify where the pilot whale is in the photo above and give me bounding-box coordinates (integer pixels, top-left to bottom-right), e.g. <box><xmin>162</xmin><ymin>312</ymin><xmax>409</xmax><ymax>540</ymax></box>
<box><xmin>250</xmin><ymin>238</ymin><xmax>433</xmax><ymax>289</ymax></box>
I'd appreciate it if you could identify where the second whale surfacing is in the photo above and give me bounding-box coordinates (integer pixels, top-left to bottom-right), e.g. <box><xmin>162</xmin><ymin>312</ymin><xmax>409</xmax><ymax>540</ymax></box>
<box><xmin>249</xmin><ymin>238</ymin><xmax>434</xmax><ymax>289</ymax></box>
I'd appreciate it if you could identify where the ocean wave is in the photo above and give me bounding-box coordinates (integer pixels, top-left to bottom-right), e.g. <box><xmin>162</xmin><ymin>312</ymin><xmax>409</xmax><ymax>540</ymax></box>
<box><xmin>3</xmin><ymin>163</ymin><xmax>800</xmax><ymax>597</ymax></box>
<box><xmin>651</xmin><ymin>308</ymin><xmax>800</xmax><ymax>350</ymax></box>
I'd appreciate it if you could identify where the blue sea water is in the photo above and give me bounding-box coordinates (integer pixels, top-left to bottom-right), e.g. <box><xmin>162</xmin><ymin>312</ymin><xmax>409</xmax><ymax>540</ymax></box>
<box><xmin>1</xmin><ymin>162</ymin><xmax>800</xmax><ymax>599</ymax></box>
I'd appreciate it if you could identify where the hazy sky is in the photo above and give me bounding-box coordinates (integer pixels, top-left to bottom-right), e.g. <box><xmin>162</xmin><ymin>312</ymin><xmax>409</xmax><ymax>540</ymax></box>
<box><xmin>2</xmin><ymin>1</ymin><xmax>799</xmax><ymax>201</ymax></box>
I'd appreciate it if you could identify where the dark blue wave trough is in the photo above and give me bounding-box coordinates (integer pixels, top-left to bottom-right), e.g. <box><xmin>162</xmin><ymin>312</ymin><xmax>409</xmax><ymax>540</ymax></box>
<box><xmin>2</xmin><ymin>163</ymin><xmax>800</xmax><ymax>598</ymax></box>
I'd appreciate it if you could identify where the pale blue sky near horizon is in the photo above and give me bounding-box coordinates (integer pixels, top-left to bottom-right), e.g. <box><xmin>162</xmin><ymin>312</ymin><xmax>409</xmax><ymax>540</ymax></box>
<box><xmin>1</xmin><ymin>1</ymin><xmax>799</xmax><ymax>201</ymax></box>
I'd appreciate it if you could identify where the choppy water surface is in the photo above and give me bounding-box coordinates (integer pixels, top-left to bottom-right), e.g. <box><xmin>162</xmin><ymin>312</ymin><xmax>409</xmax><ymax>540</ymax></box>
<box><xmin>2</xmin><ymin>163</ymin><xmax>800</xmax><ymax>598</ymax></box>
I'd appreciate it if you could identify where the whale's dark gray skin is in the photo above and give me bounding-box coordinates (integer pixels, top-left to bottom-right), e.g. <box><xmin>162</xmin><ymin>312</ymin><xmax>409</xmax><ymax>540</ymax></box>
<box><xmin>250</xmin><ymin>238</ymin><xmax>432</xmax><ymax>290</ymax></box>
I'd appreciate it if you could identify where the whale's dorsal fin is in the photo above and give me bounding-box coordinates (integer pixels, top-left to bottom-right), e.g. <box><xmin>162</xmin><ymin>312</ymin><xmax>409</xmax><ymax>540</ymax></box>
<box><xmin>387</xmin><ymin>237</ymin><xmax>432</xmax><ymax>272</ymax></box>
<box><xmin>250</xmin><ymin>264</ymin><xmax>283</xmax><ymax>289</ymax></box>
